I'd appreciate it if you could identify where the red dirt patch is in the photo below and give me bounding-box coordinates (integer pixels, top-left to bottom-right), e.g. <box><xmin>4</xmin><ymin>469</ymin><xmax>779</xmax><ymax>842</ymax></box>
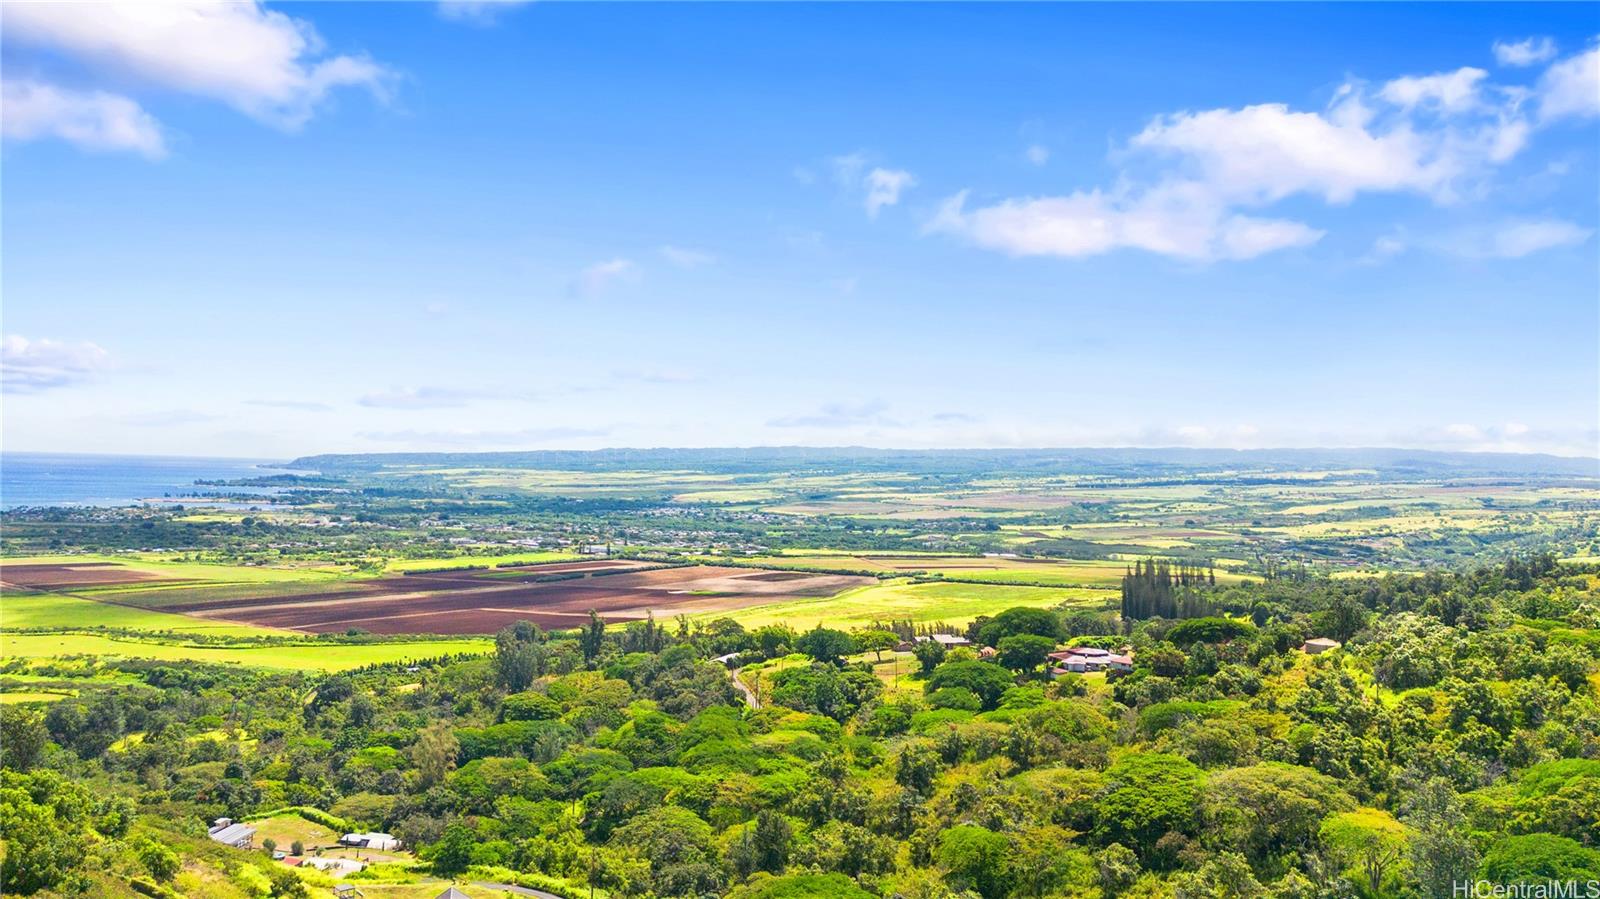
<box><xmin>172</xmin><ymin>564</ymin><xmax>874</xmax><ymax>635</ymax></box>
<box><xmin>0</xmin><ymin>562</ymin><xmax>185</xmax><ymax>591</ymax></box>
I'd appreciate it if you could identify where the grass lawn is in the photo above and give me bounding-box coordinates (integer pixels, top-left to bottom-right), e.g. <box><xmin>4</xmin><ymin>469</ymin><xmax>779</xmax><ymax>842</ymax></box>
<box><xmin>0</xmin><ymin>633</ymin><xmax>491</xmax><ymax>672</ymax></box>
<box><xmin>711</xmin><ymin>580</ymin><xmax>1113</xmax><ymax>630</ymax></box>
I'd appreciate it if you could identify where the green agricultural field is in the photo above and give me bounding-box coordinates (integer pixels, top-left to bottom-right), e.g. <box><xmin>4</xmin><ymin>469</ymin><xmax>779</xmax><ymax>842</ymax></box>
<box><xmin>711</xmin><ymin>579</ymin><xmax>1112</xmax><ymax>630</ymax></box>
<box><xmin>0</xmin><ymin>632</ymin><xmax>491</xmax><ymax>672</ymax></box>
<box><xmin>1</xmin><ymin>592</ymin><xmax>285</xmax><ymax>636</ymax></box>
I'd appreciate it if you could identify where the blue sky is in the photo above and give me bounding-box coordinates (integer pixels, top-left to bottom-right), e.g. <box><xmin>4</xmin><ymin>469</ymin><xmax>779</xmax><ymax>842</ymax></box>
<box><xmin>2</xmin><ymin>2</ymin><xmax>1597</xmax><ymax>458</ymax></box>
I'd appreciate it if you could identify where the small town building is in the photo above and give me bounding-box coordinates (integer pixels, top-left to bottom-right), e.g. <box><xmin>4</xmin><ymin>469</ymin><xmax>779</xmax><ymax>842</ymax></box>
<box><xmin>711</xmin><ymin>652</ymin><xmax>741</xmax><ymax>666</ymax></box>
<box><xmin>207</xmin><ymin>817</ymin><xmax>256</xmax><ymax>849</ymax></box>
<box><xmin>1047</xmin><ymin>645</ymin><xmax>1134</xmax><ymax>675</ymax></box>
<box><xmin>339</xmin><ymin>831</ymin><xmax>402</xmax><ymax>851</ymax></box>
<box><xmin>915</xmin><ymin>633</ymin><xmax>972</xmax><ymax>647</ymax></box>
<box><xmin>1302</xmin><ymin>637</ymin><xmax>1342</xmax><ymax>654</ymax></box>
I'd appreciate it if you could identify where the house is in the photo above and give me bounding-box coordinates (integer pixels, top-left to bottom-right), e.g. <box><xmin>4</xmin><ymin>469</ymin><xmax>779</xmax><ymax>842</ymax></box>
<box><xmin>711</xmin><ymin>652</ymin><xmax>741</xmax><ymax>667</ymax></box>
<box><xmin>1302</xmin><ymin>637</ymin><xmax>1342</xmax><ymax>654</ymax></box>
<box><xmin>915</xmin><ymin>634</ymin><xmax>971</xmax><ymax>648</ymax></box>
<box><xmin>207</xmin><ymin>817</ymin><xmax>256</xmax><ymax>849</ymax></box>
<box><xmin>977</xmin><ymin>646</ymin><xmax>998</xmax><ymax>661</ymax></box>
<box><xmin>339</xmin><ymin>831</ymin><xmax>395</xmax><ymax>850</ymax></box>
<box><xmin>1047</xmin><ymin>646</ymin><xmax>1134</xmax><ymax>675</ymax></box>
<box><xmin>580</xmin><ymin>544</ymin><xmax>610</xmax><ymax>555</ymax></box>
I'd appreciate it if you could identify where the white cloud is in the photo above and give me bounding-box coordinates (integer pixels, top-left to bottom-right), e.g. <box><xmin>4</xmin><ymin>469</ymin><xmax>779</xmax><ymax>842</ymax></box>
<box><xmin>926</xmin><ymin>186</ymin><xmax>1323</xmax><ymax>262</ymax></box>
<box><xmin>1493</xmin><ymin>37</ymin><xmax>1558</xmax><ymax>67</ymax></box>
<box><xmin>1025</xmin><ymin>144</ymin><xmax>1050</xmax><ymax>166</ymax></box>
<box><xmin>2</xmin><ymin>336</ymin><xmax>112</xmax><ymax>393</ymax></box>
<box><xmin>659</xmin><ymin>245</ymin><xmax>716</xmax><ymax>268</ymax></box>
<box><xmin>1378</xmin><ymin>67</ymin><xmax>1487</xmax><ymax>113</ymax></box>
<box><xmin>569</xmin><ymin>258</ymin><xmax>638</xmax><ymax>297</ymax></box>
<box><xmin>1488</xmin><ymin>220</ymin><xmax>1593</xmax><ymax>258</ymax></box>
<box><xmin>357</xmin><ymin>386</ymin><xmax>523</xmax><ymax>409</ymax></box>
<box><xmin>1537</xmin><ymin>43</ymin><xmax>1600</xmax><ymax>121</ymax></box>
<box><xmin>359</xmin><ymin>425</ymin><xmax>608</xmax><ymax>447</ymax></box>
<box><xmin>864</xmin><ymin>168</ymin><xmax>916</xmax><ymax>217</ymax></box>
<box><xmin>768</xmin><ymin>400</ymin><xmax>898</xmax><ymax>429</ymax></box>
<box><xmin>1</xmin><ymin>80</ymin><xmax>165</xmax><ymax>158</ymax></box>
<box><xmin>824</xmin><ymin>153</ymin><xmax>915</xmax><ymax>217</ymax></box>
<box><xmin>437</xmin><ymin>0</ymin><xmax>533</xmax><ymax>25</ymax></box>
<box><xmin>1</xmin><ymin>0</ymin><xmax>392</xmax><ymax>130</ymax></box>
<box><xmin>930</xmin><ymin>61</ymin><xmax>1550</xmax><ymax>263</ymax></box>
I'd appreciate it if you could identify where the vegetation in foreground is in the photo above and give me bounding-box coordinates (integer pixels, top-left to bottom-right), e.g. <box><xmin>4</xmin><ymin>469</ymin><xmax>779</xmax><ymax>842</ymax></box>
<box><xmin>2</xmin><ymin>556</ymin><xmax>1598</xmax><ymax>898</ymax></box>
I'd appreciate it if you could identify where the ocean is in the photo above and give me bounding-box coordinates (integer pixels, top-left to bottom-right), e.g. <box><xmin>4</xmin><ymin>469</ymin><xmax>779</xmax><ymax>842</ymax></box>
<box><xmin>0</xmin><ymin>453</ymin><xmax>306</xmax><ymax>509</ymax></box>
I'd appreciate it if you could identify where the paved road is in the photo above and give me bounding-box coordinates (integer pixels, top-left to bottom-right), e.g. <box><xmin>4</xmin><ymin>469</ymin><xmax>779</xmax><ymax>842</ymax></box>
<box><xmin>729</xmin><ymin>667</ymin><xmax>760</xmax><ymax>709</ymax></box>
<box><xmin>472</xmin><ymin>881</ymin><xmax>566</xmax><ymax>899</ymax></box>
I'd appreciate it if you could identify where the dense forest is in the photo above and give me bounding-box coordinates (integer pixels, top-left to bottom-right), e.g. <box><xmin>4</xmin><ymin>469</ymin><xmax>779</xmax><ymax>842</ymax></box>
<box><xmin>3</xmin><ymin>556</ymin><xmax>1598</xmax><ymax>898</ymax></box>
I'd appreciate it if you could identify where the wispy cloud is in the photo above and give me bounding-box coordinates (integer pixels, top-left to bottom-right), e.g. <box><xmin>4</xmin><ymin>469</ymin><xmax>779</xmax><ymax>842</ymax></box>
<box><xmin>358</xmin><ymin>425</ymin><xmax>609</xmax><ymax>447</ymax></box>
<box><xmin>118</xmin><ymin>409</ymin><xmax>221</xmax><ymax>427</ymax></box>
<box><xmin>864</xmin><ymin>168</ymin><xmax>916</xmax><ymax>217</ymax></box>
<box><xmin>1025</xmin><ymin>144</ymin><xmax>1050</xmax><ymax>166</ymax></box>
<box><xmin>768</xmin><ymin>400</ymin><xmax>899</xmax><ymax>429</ymax></box>
<box><xmin>437</xmin><ymin>0</ymin><xmax>533</xmax><ymax>26</ymax></box>
<box><xmin>612</xmin><ymin>368</ymin><xmax>697</xmax><ymax>384</ymax></box>
<box><xmin>659</xmin><ymin>245</ymin><xmax>716</xmax><ymax>268</ymax></box>
<box><xmin>357</xmin><ymin>386</ymin><xmax>532</xmax><ymax>409</ymax></box>
<box><xmin>244</xmin><ymin>399</ymin><xmax>333</xmax><ymax>411</ymax></box>
<box><xmin>569</xmin><ymin>258</ymin><xmax>638</xmax><ymax>297</ymax></box>
<box><xmin>1431</xmin><ymin>219</ymin><xmax>1594</xmax><ymax>259</ymax></box>
<box><xmin>1493</xmin><ymin>37</ymin><xmax>1557</xmax><ymax>68</ymax></box>
<box><xmin>828</xmin><ymin>153</ymin><xmax>916</xmax><ymax>217</ymax></box>
<box><xmin>2</xmin><ymin>336</ymin><xmax>111</xmax><ymax>394</ymax></box>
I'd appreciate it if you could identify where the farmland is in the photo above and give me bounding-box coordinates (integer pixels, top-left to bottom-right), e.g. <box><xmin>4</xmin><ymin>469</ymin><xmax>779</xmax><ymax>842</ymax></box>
<box><xmin>3</xmin><ymin>447</ymin><xmax>1596</xmax><ymax>674</ymax></box>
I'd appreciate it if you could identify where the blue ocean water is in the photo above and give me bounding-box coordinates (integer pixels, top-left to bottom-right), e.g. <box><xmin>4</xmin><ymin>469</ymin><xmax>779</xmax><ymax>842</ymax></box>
<box><xmin>0</xmin><ymin>453</ymin><xmax>303</xmax><ymax>509</ymax></box>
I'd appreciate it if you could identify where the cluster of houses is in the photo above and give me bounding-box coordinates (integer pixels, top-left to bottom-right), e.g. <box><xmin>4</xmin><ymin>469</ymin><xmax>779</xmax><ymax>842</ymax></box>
<box><xmin>1048</xmin><ymin>645</ymin><xmax>1135</xmax><ymax>675</ymax></box>
<box><xmin>206</xmin><ymin>818</ymin><xmax>405</xmax><ymax>880</ymax></box>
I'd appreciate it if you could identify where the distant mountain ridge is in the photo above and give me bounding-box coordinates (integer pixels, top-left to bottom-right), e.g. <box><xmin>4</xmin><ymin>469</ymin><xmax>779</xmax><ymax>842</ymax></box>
<box><xmin>289</xmin><ymin>446</ymin><xmax>1600</xmax><ymax>478</ymax></box>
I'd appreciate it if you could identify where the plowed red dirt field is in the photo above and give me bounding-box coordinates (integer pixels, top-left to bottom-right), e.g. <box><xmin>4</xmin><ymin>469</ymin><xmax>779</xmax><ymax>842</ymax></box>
<box><xmin>179</xmin><ymin>561</ymin><xmax>873</xmax><ymax>635</ymax></box>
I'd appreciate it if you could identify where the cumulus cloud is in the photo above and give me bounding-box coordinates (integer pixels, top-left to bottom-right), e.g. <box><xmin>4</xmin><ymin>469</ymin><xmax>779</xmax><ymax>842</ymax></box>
<box><xmin>437</xmin><ymin>0</ymin><xmax>533</xmax><ymax>25</ymax></box>
<box><xmin>1377</xmin><ymin>67</ymin><xmax>1488</xmax><ymax>114</ymax></box>
<box><xmin>928</xmin><ymin>56</ymin><xmax>1564</xmax><ymax>263</ymax></box>
<box><xmin>1</xmin><ymin>0</ymin><xmax>392</xmax><ymax>136</ymax></box>
<box><xmin>1537</xmin><ymin>43</ymin><xmax>1600</xmax><ymax>121</ymax></box>
<box><xmin>659</xmin><ymin>246</ymin><xmax>716</xmax><ymax>268</ymax></box>
<box><xmin>1</xmin><ymin>80</ymin><xmax>165</xmax><ymax>158</ymax></box>
<box><xmin>569</xmin><ymin>258</ymin><xmax>638</xmax><ymax>297</ymax></box>
<box><xmin>1493</xmin><ymin>37</ymin><xmax>1557</xmax><ymax>67</ymax></box>
<box><xmin>2</xmin><ymin>336</ymin><xmax>111</xmax><ymax>393</ymax></box>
